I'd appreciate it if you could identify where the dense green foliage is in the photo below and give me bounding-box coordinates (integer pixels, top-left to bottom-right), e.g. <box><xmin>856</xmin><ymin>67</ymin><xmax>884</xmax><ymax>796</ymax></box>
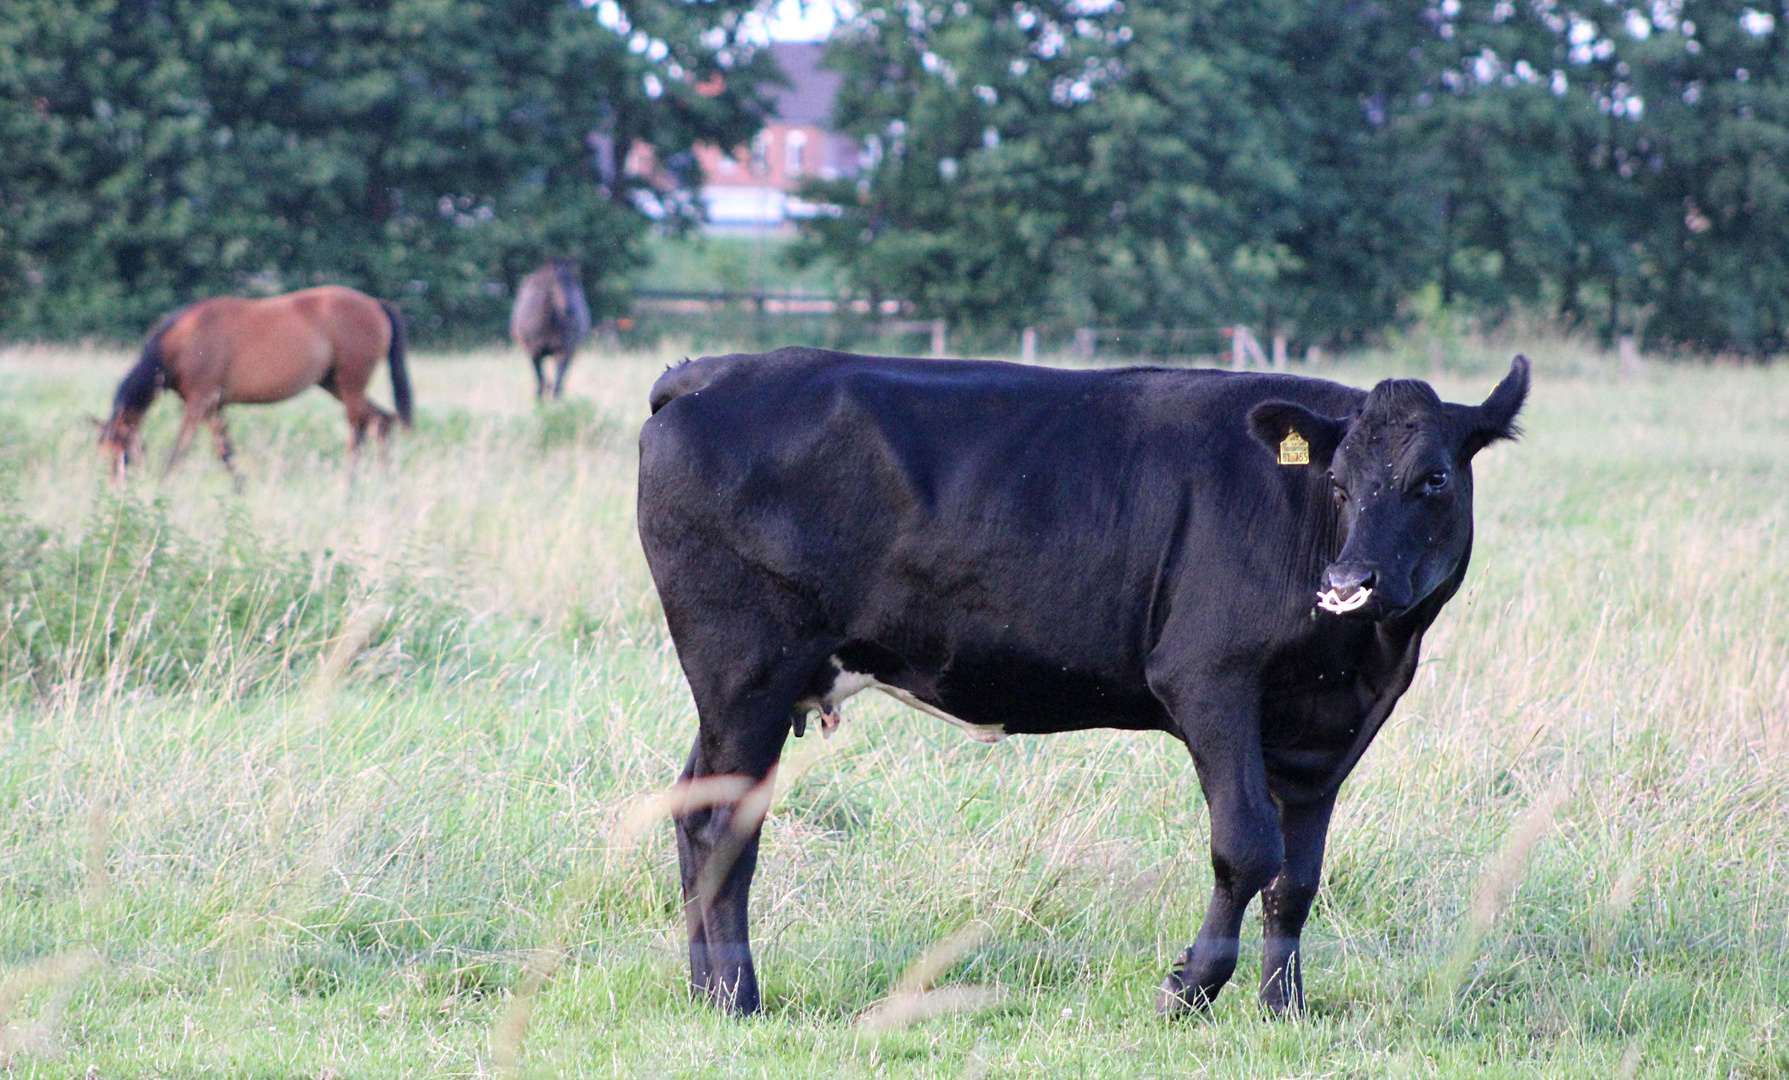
<box><xmin>7</xmin><ymin>0</ymin><xmax>1788</xmax><ymax>353</ymax></box>
<box><xmin>797</xmin><ymin>0</ymin><xmax>1789</xmax><ymax>352</ymax></box>
<box><xmin>0</xmin><ymin>0</ymin><xmax>774</xmax><ymax>340</ymax></box>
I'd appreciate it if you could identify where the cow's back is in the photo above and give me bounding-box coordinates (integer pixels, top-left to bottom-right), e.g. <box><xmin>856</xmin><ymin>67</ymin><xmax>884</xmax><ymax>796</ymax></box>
<box><xmin>641</xmin><ymin>347</ymin><xmax>1357</xmax><ymax>546</ymax></box>
<box><xmin>637</xmin><ymin>349</ymin><xmax>1373</xmax><ymax>736</ymax></box>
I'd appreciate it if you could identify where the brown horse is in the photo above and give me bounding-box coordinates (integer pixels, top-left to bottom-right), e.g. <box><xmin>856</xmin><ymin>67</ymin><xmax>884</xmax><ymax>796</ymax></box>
<box><xmin>98</xmin><ymin>286</ymin><xmax>412</xmax><ymax>482</ymax></box>
<box><xmin>510</xmin><ymin>259</ymin><xmax>592</xmax><ymax>399</ymax></box>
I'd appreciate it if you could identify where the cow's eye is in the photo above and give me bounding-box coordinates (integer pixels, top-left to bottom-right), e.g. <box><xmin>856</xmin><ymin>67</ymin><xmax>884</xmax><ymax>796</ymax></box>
<box><xmin>1328</xmin><ymin>475</ymin><xmax>1349</xmax><ymax>504</ymax></box>
<box><xmin>1422</xmin><ymin>470</ymin><xmax>1449</xmax><ymax>494</ymax></box>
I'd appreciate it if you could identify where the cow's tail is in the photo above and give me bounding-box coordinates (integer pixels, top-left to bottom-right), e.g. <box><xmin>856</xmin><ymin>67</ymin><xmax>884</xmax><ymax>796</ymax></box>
<box><xmin>380</xmin><ymin>300</ymin><xmax>413</xmax><ymax>427</ymax></box>
<box><xmin>648</xmin><ymin>349</ymin><xmax>797</xmax><ymax>415</ymax></box>
<box><xmin>648</xmin><ymin>356</ymin><xmax>719</xmax><ymax>414</ymax></box>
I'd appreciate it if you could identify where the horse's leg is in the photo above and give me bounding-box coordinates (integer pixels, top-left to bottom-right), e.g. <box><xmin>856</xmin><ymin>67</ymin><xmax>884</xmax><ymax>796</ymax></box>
<box><xmin>531</xmin><ymin>350</ymin><xmax>549</xmax><ymax>400</ymax></box>
<box><xmin>552</xmin><ymin>350</ymin><xmax>572</xmax><ymax>399</ymax></box>
<box><xmin>164</xmin><ymin>407</ymin><xmax>203</xmax><ymax>477</ymax></box>
<box><xmin>206</xmin><ymin>411</ymin><xmax>243</xmax><ymax>493</ymax></box>
<box><xmin>367</xmin><ymin>405</ymin><xmax>395</xmax><ymax>466</ymax></box>
<box><xmin>338</xmin><ymin>391</ymin><xmax>373</xmax><ymax>469</ymax></box>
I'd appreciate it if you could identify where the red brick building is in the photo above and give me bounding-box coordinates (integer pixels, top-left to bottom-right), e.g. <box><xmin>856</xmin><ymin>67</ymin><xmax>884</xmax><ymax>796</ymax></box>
<box><xmin>630</xmin><ymin>43</ymin><xmax>860</xmax><ymax>231</ymax></box>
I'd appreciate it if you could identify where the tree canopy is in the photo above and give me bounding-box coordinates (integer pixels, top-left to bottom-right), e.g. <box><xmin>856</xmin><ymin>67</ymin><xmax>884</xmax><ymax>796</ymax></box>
<box><xmin>6</xmin><ymin>0</ymin><xmax>1787</xmax><ymax>351</ymax></box>
<box><xmin>0</xmin><ymin>0</ymin><xmax>775</xmax><ymax>339</ymax></box>
<box><xmin>795</xmin><ymin>0</ymin><xmax>1789</xmax><ymax>352</ymax></box>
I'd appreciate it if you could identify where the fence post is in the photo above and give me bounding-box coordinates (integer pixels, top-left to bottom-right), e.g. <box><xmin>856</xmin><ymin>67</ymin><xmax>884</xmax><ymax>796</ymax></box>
<box><xmin>931</xmin><ymin>318</ymin><xmax>948</xmax><ymax>358</ymax></box>
<box><xmin>1233</xmin><ymin>325</ymin><xmax>1267</xmax><ymax>370</ymax></box>
<box><xmin>1272</xmin><ymin>333</ymin><xmax>1288</xmax><ymax>372</ymax></box>
<box><xmin>1074</xmin><ymin>327</ymin><xmax>1096</xmax><ymax>362</ymax></box>
<box><xmin>1619</xmin><ymin>335</ymin><xmax>1641</xmax><ymax>380</ymax></box>
<box><xmin>1021</xmin><ymin>326</ymin><xmax>1037</xmax><ymax>362</ymax></box>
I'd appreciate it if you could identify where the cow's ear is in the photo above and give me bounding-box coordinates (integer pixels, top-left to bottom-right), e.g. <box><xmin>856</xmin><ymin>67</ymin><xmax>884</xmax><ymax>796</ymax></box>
<box><xmin>1247</xmin><ymin>401</ymin><xmax>1348</xmax><ymax>469</ymax></box>
<box><xmin>1459</xmin><ymin>354</ymin><xmax>1530</xmax><ymax>459</ymax></box>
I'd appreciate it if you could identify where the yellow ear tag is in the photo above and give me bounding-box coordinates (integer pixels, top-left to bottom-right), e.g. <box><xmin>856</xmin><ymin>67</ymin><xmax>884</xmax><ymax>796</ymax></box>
<box><xmin>1278</xmin><ymin>430</ymin><xmax>1310</xmax><ymax>466</ymax></box>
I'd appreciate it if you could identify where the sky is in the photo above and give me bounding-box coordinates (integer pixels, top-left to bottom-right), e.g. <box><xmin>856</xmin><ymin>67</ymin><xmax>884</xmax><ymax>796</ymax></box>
<box><xmin>760</xmin><ymin>0</ymin><xmax>840</xmax><ymax>41</ymax></box>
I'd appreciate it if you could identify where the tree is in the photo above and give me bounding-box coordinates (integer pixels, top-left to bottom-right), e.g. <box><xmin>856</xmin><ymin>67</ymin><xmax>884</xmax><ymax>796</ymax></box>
<box><xmin>798</xmin><ymin>0</ymin><xmax>1789</xmax><ymax>353</ymax></box>
<box><xmin>794</xmin><ymin>0</ymin><xmax>1444</xmax><ymax>345</ymax></box>
<box><xmin>1419</xmin><ymin>0</ymin><xmax>1789</xmax><ymax>350</ymax></box>
<box><xmin>0</xmin><ymin>0</ymin><xmax>775</xmax><ymax>340</ymax></box>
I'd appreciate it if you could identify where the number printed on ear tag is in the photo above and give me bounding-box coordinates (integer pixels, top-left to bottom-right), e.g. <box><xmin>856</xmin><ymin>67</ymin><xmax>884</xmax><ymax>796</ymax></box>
<box><xmin>1279</xmin><ymin>430</ymin><xmax>1310</xmax><ymax>466</ymax></box>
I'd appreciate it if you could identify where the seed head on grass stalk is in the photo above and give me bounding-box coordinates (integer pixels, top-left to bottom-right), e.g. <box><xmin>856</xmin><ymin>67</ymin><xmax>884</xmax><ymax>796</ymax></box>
<box><xmin>1592</xmin><ymin>852</ymin><xmax>1646</xmax><ymax>963</ymax></box>
<box><xmin>1433</xmin><ymin>779</ymin><xmax>1570</xmax><ymax>1012</ymax></box>
<box><xmin>856</xmin><ymin>921</ymin><xmax>1005</xmax><ymax>1034</ymax></box>
<box><xmin>0</xmin><ymin>948</ymin><xmax>103</xmax><ymax>1062</ymax></box>
<box><xmin>84</xmin><ymin>782</ymin><xmax>110</xmax><ymax>912</ymax></box>
<box><xmin>207</xmin><ymin>601</ymin><xmax>393</xmax><ymax>1060</ymax></box>
<box><xmin>490</xmin><ymin>771</ymin><xmax>768</xmax><ymax>1075</ymax></box>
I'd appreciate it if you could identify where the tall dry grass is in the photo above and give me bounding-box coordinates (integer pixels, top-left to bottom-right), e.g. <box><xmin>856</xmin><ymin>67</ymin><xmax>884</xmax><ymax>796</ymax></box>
<box><xmin>0</xmin><ymin>339</ymin><xmax>1783</xmax><ymax>1077</ymax></box>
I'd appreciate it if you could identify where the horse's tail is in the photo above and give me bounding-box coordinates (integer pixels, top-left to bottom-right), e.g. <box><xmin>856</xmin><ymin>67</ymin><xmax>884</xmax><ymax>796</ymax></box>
<box><xmin>380</xmin><ymin>300</ymin><xmax>413</xmax><ymax>427</ymax></box>
<box><xmin>112</xmin><ymin>309</ymin><xmax>180</xmax><ymax>418</ymax></box>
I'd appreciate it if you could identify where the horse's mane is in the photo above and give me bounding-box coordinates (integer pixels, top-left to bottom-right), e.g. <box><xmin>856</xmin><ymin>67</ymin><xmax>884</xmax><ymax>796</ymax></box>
<box><xmin>113</xmin><ymin>308</ymin><xmax>183</xmax><ymax>416</ymax></box>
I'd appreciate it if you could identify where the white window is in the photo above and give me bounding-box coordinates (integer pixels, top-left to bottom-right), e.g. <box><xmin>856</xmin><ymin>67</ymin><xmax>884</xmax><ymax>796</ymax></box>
<box><xmin>786</xmin><ymin>129</ymin><xmax>809</xmax><ymax>178</ymax></box>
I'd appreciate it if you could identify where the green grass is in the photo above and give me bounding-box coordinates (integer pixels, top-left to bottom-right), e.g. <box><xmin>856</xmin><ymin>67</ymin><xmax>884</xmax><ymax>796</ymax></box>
<box><xmin>0</xmin><ymin>337</ymin><xmax>1785</xmax><ymax>1077</ymax></box>
<box><xmin>636</xmin><ymin>233</ymin><xmax>844</xmax><ymax>297</ymax></box>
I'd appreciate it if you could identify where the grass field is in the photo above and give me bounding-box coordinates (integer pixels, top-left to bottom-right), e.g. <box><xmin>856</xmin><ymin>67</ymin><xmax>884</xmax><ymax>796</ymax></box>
<box><xmin>0</xmin><ymin>338</ymin><xmax>1785</xmax><ymax>1078</ymax></box>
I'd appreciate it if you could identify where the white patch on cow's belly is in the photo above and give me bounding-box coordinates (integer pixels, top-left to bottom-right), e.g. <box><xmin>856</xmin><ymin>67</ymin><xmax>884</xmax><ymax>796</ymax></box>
<box><xmin>795</xmin><ymin>656</ymin><xmax>1007</xmax><ymax>743</ymax></box>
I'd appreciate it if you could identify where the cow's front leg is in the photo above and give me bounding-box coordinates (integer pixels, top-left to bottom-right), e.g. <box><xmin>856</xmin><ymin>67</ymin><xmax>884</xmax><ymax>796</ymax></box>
<box><xmin>1155</xmin><ymin>678</ymin><xmax>1283</xmax><ymax>1015</ymax></box>
<box><xmin>1259</xmin><ymin>792</ymin><xmax>1336</xmax><ymax>1016</ymax></box>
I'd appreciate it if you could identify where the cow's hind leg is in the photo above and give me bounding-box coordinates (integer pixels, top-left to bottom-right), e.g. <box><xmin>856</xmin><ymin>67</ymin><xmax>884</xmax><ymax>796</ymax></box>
<box><xmin>674</xmin><ymin>735</ymin><xmax>778</xmax><ymax>1014</ymax></box>
<box><xmin>671</xmin><ymin>644</ymin><xmax>826</xmax><ymax>1014</ymax></box>
<box><xmin>1258</xmin><ymin>793</ymin><xmax>1335</xmax><ymax>1016</ymax></box>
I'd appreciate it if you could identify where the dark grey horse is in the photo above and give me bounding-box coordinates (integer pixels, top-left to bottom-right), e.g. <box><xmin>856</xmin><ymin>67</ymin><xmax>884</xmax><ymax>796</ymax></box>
<box><xmin>510</xmin><ymin>259</ymin><xmax>593</xmax><ymax>399</ymax></box>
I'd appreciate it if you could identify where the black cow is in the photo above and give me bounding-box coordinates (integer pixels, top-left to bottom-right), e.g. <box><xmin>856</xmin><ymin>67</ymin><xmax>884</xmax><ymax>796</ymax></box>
<box><xmin>637</xmin><ymin>347</ymin><xmax>1528</xmax><ymax>1016</ymax></box>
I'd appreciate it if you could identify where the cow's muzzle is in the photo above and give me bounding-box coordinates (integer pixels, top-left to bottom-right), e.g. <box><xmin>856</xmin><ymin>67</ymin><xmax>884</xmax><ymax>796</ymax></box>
<box><xmin>1316</xmin><ymin>566</ymin><xmax>1375</xmax><ymax>616</ymax></box>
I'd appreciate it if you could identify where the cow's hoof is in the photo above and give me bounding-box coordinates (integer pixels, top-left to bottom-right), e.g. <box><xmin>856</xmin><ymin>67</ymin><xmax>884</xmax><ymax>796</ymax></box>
<box><xmin>1155</xmin><ymin>973</ymin><xmax>1211</xmax><ymax>1017</ymax></box>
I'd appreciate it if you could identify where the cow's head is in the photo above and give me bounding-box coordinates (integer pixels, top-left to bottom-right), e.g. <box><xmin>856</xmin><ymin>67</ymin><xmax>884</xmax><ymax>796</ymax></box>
<box><xmin>1247</xmin><ymin>355</ymin><xmax>1529</xmax><ymax>620</ymax></box>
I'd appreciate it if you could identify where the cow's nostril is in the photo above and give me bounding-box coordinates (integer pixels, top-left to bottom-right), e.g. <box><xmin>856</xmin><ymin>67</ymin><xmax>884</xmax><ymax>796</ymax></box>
<box><xmin>1326</xmin><ymin>566</ymin><xmax>1376</xmax><ymax>597</ymax></box>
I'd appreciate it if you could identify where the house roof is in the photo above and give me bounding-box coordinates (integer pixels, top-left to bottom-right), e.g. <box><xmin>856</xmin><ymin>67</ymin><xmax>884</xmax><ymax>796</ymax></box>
<box><xmin>767</xmin><ymin>42</ymin><xmax>842</xmax><ymax>128</ymax></box>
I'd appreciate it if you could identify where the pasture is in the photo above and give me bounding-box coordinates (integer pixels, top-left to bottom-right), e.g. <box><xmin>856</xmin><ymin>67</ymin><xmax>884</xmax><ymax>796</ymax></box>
<box><xmin>0</xmin><ymin>340</ymin><xmax>1784</xmax><ymax>1078</ymax></box>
